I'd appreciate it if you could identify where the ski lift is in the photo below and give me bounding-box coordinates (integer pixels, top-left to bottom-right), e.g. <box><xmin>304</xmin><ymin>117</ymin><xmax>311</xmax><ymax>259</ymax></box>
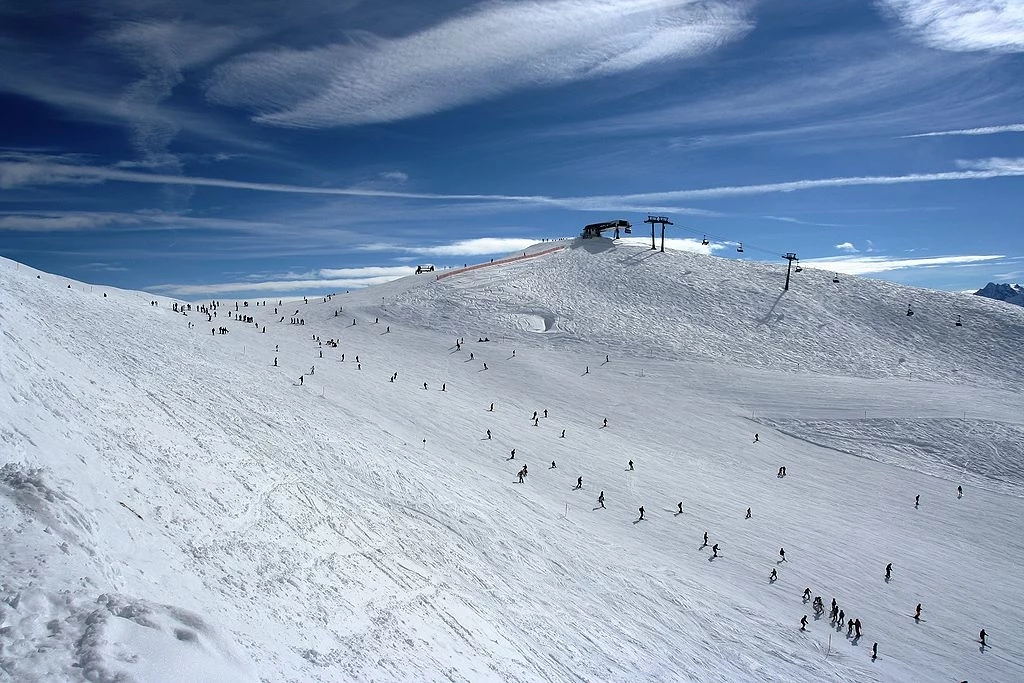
<box><xmin>701</xmin><ymin>234</ymin><xmax>709</xmax><ymax>246</ymax></box>
<box><xmin>906</xmin><ymin>305</ymin><xmax>914</xmax><ymax>317</ymax></box>
<box><xmin>955</xmin><ymin>315</ymin><xmax>963</xmax><ymax>327</ymax></box>
<box><xmin>736</xmin><ymin>242</ymin><xmax>744</xmax><ymax>253</ymax></box>
<box><xmin>832</xmin><ymin>273</ymin><xmax>840</xmax><ymax>283</ymax></box>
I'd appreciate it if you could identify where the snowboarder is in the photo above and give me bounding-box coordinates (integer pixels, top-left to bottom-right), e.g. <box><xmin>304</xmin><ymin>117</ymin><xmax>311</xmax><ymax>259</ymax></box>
<box><xmin>958</xmin><ymin>485</ymin><xmax>963</xmax><ymax>499</ymax></box>
<box><xmin>575</xmin><ymin>476</ymin><xmax>583</xmax><ymax>490</ymax></box>
<box><xmin>677</xmin><ymin>502</ymin><xmax>683</xmax><ymax>514</ymax></box>
<box><xmin>779</xmin><ymin>547</ymin><xmax>787</xmax><ymax>561</ymax></box>
<box><xmin>745</xmin><ymin>507</ymin><xmax>751</xmax><ymax>519</ymax></box>
<box><xmin>638</xmin><ymin>506</ymin><xmax>645</xmax><ymax>520</ymax></box>
<box><xmin>711</xmin><ymin>543</ymin><xmax>719</xmax><ymax>557</ymax></box>
<box><xmin>914</xmin><ymin>603</ymin><xmax>922</xmax><ymax>620</ymax></box>
<box><xmin>770</xmin><ymin>568</ymin><xmax>777</xmax><ymax>581</ymax></box>
<box><xmin>886</xmin><ymin>563</ymin><xmax>892</xmax><ymax>580</ymax></box>
<box><xmin>800</xmin><ymin>615</ymin><xmax>807</xmax><ymax>630</ymax></box>
<box><xmin>598</xmin><ymin>491</ymin><xmax>605</xmax><ymax>508</ymax></box>
<box><xmin>980</xmin><ymin>629</ymin><xmax>987</xmax><ymax>646</ymax></box>
<box><xmin>628</xmin><ymin>460</ymin><xmax>634</xmax><ymax>471</ymax></box>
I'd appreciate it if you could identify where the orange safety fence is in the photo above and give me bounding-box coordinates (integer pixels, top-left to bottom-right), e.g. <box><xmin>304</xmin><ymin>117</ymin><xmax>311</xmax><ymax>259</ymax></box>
<box><xmin>435</xmin><ymin>244</ymin><xmax>567</xmax><ymax>281</ymax></box>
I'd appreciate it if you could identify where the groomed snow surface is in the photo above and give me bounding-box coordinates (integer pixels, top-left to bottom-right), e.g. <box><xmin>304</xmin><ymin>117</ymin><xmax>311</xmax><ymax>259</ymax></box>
<box><xmin>1</xmin><ymin>239</ymin><xmax>1022</xmax><ymax>682</ymax></box>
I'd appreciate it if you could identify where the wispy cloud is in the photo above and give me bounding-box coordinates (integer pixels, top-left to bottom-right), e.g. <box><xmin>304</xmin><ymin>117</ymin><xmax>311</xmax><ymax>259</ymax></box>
<box><xmin>801</xmin><ymin>253</ymin><xmax>1006</xmax><ymax>275</ymax></box>
<box><xmin>4</xmin><ymin>156</ymin><xmax>1024</xmax><ymax>205</ymax></box>
<box><xmin>902</xmin><ymin>123</ymin><xmax>1024</xmax><ymax>138</ymax></box>
<box><xmin>877</xmin><ymin>1</ymin><xmax>1024</xmax><ymax>53</ymax></box>
<box><xmin>207</xmin><ymin>0</ymin><xmax>752</xmax><ymax>127</ymax></box>
<box><xmin>834</xmin><ymin>242</ymin><xmax>858</xmax><ymax>252</ymax></box>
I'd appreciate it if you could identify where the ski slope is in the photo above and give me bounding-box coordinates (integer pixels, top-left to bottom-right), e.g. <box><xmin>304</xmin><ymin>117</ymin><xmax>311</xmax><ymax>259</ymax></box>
<box><xmin>1</xmin><ymin>241</ymin><xmax>1022</xmax><ymax>682</ymax></box>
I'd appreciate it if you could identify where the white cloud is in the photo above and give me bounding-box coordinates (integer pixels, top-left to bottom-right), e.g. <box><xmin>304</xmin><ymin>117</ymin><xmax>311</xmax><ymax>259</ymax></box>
<box><xmin>902</xmin><ymin>123</ymin><xmax>1024</xmax><ymax>137</ymax></box>
<box><xmin>835</xmin><ymin>242</ymin><xmax>858</xmax><ymax>252</ymax></box>
<box><xmin>357</xmin><ymin>237</ymin><xmax>541</xmax><ymax>257</ymax></box>
<box><xmin>801</xmin><ymin>254</ymin><xmax>1005</xmax><ymax>275</ymax></box>
<box><xmin>877</xmin><ymin>1</ymin><xmax>1024</xmax><ymax>52</ymax></box>
<box><xmin>206</xmin><ymin>0</ymin><xmax>752</xmax><ymax>127</ymax></box>
<box><xmin>619</xmin><ymin>236</ymin><xmax>725</xmax><ymax>255</ymax></box>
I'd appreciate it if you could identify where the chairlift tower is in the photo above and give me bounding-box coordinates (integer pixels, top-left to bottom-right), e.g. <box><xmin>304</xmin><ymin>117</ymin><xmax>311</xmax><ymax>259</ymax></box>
<box><xmin>783</xmin><ymin>252</ymin><xmax>798</xmax><ymax>291</ymax></box>
<box><xmin>644</xmin><ymin>215</ymin><xmax>674</xmax><ymax>252</ymax></box>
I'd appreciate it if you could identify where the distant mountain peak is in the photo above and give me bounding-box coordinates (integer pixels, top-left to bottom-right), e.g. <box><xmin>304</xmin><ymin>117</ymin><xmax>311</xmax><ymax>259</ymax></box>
<box><xmin>974</xmin><ymin>282</ymin><xmax>1024</xmax><ymax>307</ymax></box>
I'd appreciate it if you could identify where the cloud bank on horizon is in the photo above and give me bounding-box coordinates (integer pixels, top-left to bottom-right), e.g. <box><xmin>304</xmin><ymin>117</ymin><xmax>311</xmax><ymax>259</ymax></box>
<box><xmin>0</xmin><ymin>0</ymin><xmax>1022</xmax><ymax>297</ymax></box>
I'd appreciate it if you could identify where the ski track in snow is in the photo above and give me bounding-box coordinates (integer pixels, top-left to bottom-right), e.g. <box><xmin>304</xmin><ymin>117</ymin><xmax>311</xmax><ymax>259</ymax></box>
<box><xmin>1</xmin><ymin>243</ymin><xmax>1023</xmax><ymax>681</ymax></box>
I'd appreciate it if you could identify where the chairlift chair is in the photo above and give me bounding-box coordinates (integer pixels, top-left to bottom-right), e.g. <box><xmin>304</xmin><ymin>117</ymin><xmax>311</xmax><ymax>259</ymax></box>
<box><xmin>736</xmin><ymin>242</ymin><xmax>744</xmax><ymax>253</ymax></box>
<box><xmin>701</xmin><ymin>235</ymin><xmax>709</xmax><ymax>246</ymax></box>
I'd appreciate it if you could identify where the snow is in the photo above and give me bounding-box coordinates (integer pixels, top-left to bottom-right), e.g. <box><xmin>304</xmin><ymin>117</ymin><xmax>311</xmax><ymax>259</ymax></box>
<box><xmin>1</xmin><ymin>240</ymin><xmax>1022</xmax><ymax>681</ymax></box>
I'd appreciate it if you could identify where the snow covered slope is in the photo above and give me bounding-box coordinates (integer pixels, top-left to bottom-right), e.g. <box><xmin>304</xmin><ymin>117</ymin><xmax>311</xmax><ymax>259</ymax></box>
<box><xmin>1</xmin><ymin>243</ymin><xmax>1022</xmax><ymax>682</ymax></box>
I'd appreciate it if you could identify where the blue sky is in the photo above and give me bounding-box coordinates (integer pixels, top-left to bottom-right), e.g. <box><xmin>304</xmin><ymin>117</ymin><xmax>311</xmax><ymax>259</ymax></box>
<box><xmin>1</xmin><ymin>0</ymin><xmax>1022</xmax><ymax>298</ymax></box>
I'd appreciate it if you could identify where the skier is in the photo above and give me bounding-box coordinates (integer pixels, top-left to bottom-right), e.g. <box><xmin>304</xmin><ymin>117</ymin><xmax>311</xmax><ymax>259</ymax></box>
<box><xmin>914</xmin><ymin>603</ymin><xmax>922</xmax><ymax>620</ymax></box>
<box><xmin>598</xmin><ymin>491</ymin><xmax>605</xmax><ymax>508</ymax></box>
<box><xmin>800</xmin><ymin>615</ymin><xmax>808</xmax><ymax>630</ymax></box>
<box><xmin>638</xmin><ymin>506</ymin><xmax>645</xmax><ymax>520</ymax></box>
<box><xmin>575</xmin><ymin>476</ymin><xmax>582</xmax><ymax>490</ymax></box>
<box><xmin>677</xmin><ymin>502</ymin><xmax>683</xmax><ymax>514</ymax></box>
<box><xmin>745</xmin><ymin>507</ymin><xmax>751</xmax><ymax>519</ymax></box>
<box><xmin>770</xmin><ymin>568</ymin><xmax>777</xmax><ymax>581</ymax></box>
<box><xmin>885</xmin><ymin>563</ymin><xmax>892</xmax><ymax>580</ymax></box>
<box><xmin>779</xmin><ymin>547</ymin><xmax>787</xmax><ymax>561</ymax></box>
<box><xmin>980</xmin><ymin>629</ymin><xmax>987</xmax><ymax>646</ymax></box>
<box><xmin>628</xmin><ymin>460</ymin><xmax>634</xmax><ymax>471</ymax></box>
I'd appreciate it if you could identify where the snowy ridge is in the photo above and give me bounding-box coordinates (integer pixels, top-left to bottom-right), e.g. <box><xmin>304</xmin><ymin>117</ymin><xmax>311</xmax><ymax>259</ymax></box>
<box><xmin>1</xmin><ymin>247</ymin><xmax>1022</xmax><ymax>681</ymax></box>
